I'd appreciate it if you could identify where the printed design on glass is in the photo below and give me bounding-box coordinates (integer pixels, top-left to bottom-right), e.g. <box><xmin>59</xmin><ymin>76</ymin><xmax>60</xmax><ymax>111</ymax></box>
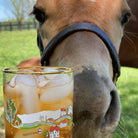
<box><xmin>4</xmin><ymin>98</ymin><xmax>17</xmax><ymax>125</ymax></box>
<box><xmin>5</xmin><ymin>98</ymin><xmax>73</xmax><ymax>137</ymax></box>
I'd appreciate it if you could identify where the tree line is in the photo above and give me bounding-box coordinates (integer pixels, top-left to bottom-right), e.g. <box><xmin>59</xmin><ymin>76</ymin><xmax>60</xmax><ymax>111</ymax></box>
<box><xmin>2</xmin><ymin>0</ymin><xmax>36</xmax><ymax>23</ymax></box>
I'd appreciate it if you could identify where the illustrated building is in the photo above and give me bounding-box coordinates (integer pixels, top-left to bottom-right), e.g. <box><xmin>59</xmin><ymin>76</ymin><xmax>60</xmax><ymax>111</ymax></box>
<box><xmin>68</xmin><ymin>105</ymin><xmax>73</xmax><ymax>115</ymax></box>
<box><xmin>49</xmin><ymin>126</ymin><xmax>60</xmax><ymax>138</ymax></box>
<box><xmin>60</xmin><ymin>108</ymin><xmax>66</xmax><ymax>116</ymax></box>
<box><xmin>47</xmin><ymin>118</ymin><xmax>54</xmax><ymax>124</ymax></box>
<box><xmin>60</xmin><ymin>120</ymin><xmax>67</xmax><ymax>128</ymax></box>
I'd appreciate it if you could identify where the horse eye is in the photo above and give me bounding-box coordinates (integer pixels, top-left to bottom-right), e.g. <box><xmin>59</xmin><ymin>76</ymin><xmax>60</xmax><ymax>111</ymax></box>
<box><xmin>33</xmin><ymin>8</ymin><xmax>46</xmax><ymax>24</ymax></box>
<box><xmin>121</xmin><ymin>12</ymin><xmax>131</xmax><ymax>25</ymax></box>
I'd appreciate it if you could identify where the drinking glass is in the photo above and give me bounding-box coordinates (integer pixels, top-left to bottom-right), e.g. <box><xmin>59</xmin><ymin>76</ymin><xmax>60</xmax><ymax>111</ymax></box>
<box><xmin>3</xmin><ymin>67</ymin><xmax>73</xmax><ymax>138</ymax></box>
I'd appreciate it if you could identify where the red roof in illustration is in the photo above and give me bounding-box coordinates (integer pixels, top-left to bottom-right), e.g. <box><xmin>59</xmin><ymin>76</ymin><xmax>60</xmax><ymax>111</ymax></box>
<box><xmin>61</xmin><ymin>108</ymin><xmax>66</xmax><ymax>111</ymax></box>
<box><xmin>62</xmin><ymin>120</ymin><xmax>67</xmax><ymax>123</ymax></box>
<box><xmin>55</xmin><ymin>126</ymin><xmax>59</xmax><ymax>131</ymax></box>
<box><xmin>50</xmin><ymin>126</ymin><xmax>59</xmax><ymax>132</ymax></box>
<box><xmin>50</xmin><ymin>127</ymin><xmax>55</xmax><ymax>132</ymax></box>
<box><xmin>48</xmin><ymin>118</ymin><xmax>53</xmax><ymax>121</ymax></box>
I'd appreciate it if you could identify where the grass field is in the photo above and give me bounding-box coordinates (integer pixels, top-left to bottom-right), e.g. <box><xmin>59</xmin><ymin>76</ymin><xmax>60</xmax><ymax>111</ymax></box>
<box><xmin>113</xmin><ymin>67</ymin><xmax>138</xmax><ymax>138</ymax></box>
<box><xmin>0</xmin><ymin>30</ymin><xmax>138</xmax><ymax>137</ymax></box>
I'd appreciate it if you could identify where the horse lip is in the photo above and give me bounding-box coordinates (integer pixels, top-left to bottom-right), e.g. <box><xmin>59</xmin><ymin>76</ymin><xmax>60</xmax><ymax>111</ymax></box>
<box><xmin>100</xmin><ymin>94</ymin><xmax>112</xmax><ymax>129</ymax></box>
<box><xmin>100</xmin><ymin>90</ymin><xmax>121</xmax><ymax>132</ymax></box>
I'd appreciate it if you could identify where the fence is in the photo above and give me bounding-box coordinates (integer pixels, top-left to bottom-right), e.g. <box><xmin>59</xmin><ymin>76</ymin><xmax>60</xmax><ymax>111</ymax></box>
<box><xmin>0</xmin><ymin>21</ymin><xmax>39</xmax><ymax>32</ymax></box>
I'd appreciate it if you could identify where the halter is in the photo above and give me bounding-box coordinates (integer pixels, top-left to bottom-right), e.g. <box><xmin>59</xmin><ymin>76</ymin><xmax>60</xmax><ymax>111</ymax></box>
<box><xmin>38</xmin><ymin>23</ymin><xmax>121</xmax><ymax>83</ymax></box>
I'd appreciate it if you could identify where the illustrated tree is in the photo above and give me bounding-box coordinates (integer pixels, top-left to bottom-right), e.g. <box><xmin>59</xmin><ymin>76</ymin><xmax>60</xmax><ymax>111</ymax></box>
<box><xmin>44</xmin><ymin>130</ymin><xmax>49</xmax><ymax>137</ymax></box>
<box><xmin>5</xmin><ymin>98</ymin><xmax>17</xmax><ymax>125</ymax></box>
<box><xmin>40</xmin><ymin>115</ymin><xmax>44</xmax><ymax>122</ymax></box>
<box><xmin>15</xmin><ymin>117</ymin><xmax>22</xmax><ymax>127</ymax></box>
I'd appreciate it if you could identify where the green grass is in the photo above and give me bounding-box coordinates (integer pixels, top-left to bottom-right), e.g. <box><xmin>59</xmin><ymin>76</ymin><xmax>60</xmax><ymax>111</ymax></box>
<box><xmin>113</xmin><ymin>67</ymin><xmax>138</xmax><ymax>138</ymax></box>
<box><xmin>0</xmin><ymin>30</ymin><xmax>138</xmax><ymax>137</ymax></box>
<box><xmin>0</xmin><ymin>30</ymin><xmax>40</xmax><ymax>106</ymax></box>
<box><xmin>0</xmin><ymin>30</ymin><xmax>40</xmax><ymax>137</ymax></box>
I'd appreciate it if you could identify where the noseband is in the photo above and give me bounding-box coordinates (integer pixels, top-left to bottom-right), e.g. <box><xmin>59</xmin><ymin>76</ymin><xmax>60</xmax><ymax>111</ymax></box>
<box><xmin>38</xmin><ymin>23</ymin><xmax>121</xmax><ymax>83</ymax></box>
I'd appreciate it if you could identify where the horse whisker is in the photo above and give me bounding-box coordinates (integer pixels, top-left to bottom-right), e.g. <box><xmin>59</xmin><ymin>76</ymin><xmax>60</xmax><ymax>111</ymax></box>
<box><xmin>124</xmin><ymin>31</ymin><xmax>138</xmax><ymax>38</ymax></box>
<box><xmin>123</xmin><ymin>33</ymin><xmax>135</xmax><ymax>48</ymax></box>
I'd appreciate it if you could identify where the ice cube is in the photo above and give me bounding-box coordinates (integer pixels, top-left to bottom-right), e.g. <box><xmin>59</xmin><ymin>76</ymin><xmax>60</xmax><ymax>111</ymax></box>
<box><xmin>37</xmin><ymin>70</ymin><xmax>70</xmax><ymax>88</ymax></box>
<box><xmin>46</xmin><ymin>74</ymin><xmax>70</xmax><ymax>87</ymax></box>
<box><xmin>7</xmin><ymin>73</ymin><xmax>36</xmax><ymax>89</ymax></box>
<box><xmin>37</xmin><ymin>75</ymin><xmax>49</xmax><ymax>87</ymax></box>
<box><xmin>5</xmin><ymin>74</ymin><xmax>36</xmax><ymax>95</ymax></box>
<box><xmin>5</xmin><ymin>74</ymin><xmax>39</xmax><ymax>113</ymax></box>
<box><xmin>43</xmin><ymin>68</ymin><xmax>58</xmax><ymax>73</ymax></box>
<box><xmin>16</xmin><ymin>74</ymin><xmax>36</xmax><ymax>86</ymax></box>
<box><xmin>9</xmin><ymin>75</ymin><xmax>17</xmax><ymax>87</ymax></box>
<box><xmin>40</xmin><ymin>80</ymin><xmax>73</xmax><ymax>103</ymax></box>
<box><xmin>21</xmin><ymin>86</ymin><xmax>40</xmax><ymax>113</ymax></box>
<box><xmin>43</xmin><ymin>68</ymin><xmax>58</xmax><ymax>80</ymax></box>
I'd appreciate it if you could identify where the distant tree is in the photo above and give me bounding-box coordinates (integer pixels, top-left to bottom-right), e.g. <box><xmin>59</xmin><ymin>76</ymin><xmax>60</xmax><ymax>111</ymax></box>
<box><xmin>4</xmin><ymin>0</ymin><xmax>36</xmax><ymax>23</ymax></box>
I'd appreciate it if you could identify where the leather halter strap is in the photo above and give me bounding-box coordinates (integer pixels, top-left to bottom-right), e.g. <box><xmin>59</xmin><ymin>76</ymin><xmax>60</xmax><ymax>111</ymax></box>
<box><xmin>40</xmin><ymin>23</ymin><xmax>121</xmax><ymax>82</ymax></box>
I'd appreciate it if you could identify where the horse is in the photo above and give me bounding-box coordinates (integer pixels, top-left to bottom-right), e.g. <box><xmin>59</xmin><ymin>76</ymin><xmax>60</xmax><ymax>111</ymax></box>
<box><xmin>119</xmin><ymin>0</ymin><xmax>138</xmax><ymax>68</ymax></box>
<box><xmin>18</xmin><ymin>0</ymin><xmax>138</xmax><ymax>69</ymax></box>
<box><xmin>19</xmin><ymin>0</ymin><xmax>131</xmax><ymax>137</ymax></box>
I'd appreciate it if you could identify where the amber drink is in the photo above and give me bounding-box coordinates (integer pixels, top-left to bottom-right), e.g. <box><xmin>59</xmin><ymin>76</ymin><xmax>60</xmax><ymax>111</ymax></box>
<box><xmin>3</xmin><ymin>67</ymin><xmax>73</xmax><ymax>138</ymax></box>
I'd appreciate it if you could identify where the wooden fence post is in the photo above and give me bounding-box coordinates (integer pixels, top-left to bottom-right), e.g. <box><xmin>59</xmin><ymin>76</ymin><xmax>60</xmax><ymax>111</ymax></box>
<box><xmin>18</xmin><ymin>22</ymin><xmax>21</xmax><ymax>30</ymax></box>
<box><xmin>9</xmin><ymin>22</ymin><xmax>12</xmax><ymax>31</ymax></box>
<box><xmin>5</xmin><ymin>23</ymin><xmax>7</xmax><ymax>31</ymax></box>
<box><xmin>0</xmin><ymin>23</ymin><xmax>1</xmax><ymax>32</ymax></box>
<box><xmin>34</xmin><ymin>21</ymin><xmax>37</xmax><ymax>29</ymax></box>
<box><xmin>28</xmin><ymin>22</ymin><xmax>30</xmax><ymax>30</ymax></box>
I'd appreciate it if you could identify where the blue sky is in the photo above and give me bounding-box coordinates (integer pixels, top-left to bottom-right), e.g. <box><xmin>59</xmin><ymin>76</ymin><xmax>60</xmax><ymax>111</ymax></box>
<box><xmin>0</xmin><ymin>0</ymin><xmax>14</xmax><ymax>21</ymax></box>
<box><xmin>0</xmin><ymin>0</ymin><xmax>36</xmax><ymax>22</ymax></box>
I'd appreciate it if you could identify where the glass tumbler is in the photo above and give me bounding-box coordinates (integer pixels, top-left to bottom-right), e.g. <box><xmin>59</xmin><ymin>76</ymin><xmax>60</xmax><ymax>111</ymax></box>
<box><xmin>3</xmin><ymin>67</ymin><xmax>73</xmax><ymax>138</ymax></box>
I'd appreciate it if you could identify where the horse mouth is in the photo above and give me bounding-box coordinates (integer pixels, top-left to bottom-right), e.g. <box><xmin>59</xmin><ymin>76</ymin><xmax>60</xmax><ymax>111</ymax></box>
<box><xmin>101</xmin><ymin>90</ymin><xmax>121</xmax><ymax>132</ymax></box>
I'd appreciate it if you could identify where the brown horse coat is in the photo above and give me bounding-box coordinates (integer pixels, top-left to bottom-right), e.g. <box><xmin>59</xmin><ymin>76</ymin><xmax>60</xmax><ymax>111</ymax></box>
<box><xmin>119</xmin><ymin>0</ymin><xmax>138</xmax><ymax>67</ymax></box>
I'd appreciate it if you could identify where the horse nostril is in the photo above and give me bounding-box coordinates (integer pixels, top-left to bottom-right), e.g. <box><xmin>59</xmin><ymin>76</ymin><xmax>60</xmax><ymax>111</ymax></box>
<box><xmin>101</xmin><ymin>90</ymin><xmax>121</xmax><ymax>131</ymax></box>
<box><xmin>79</xmin><ymin>111</ymin><xmax>92</xmax><ymax>120</ymax></box>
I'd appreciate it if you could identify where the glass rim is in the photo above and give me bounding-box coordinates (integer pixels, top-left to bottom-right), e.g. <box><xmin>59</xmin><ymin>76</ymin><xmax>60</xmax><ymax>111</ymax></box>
<box><xmin>2</xmin><ymin>66</ymin><xmax>73</xmax><ymax>75</ymax></box>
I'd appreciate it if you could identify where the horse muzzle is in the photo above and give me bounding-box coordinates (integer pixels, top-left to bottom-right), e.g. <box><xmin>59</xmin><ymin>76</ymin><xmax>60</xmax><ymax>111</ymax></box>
<box><xmin>72</xmin><ymin>65</ymin><xmax>121</xmax><ymax>138</ymax></box>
